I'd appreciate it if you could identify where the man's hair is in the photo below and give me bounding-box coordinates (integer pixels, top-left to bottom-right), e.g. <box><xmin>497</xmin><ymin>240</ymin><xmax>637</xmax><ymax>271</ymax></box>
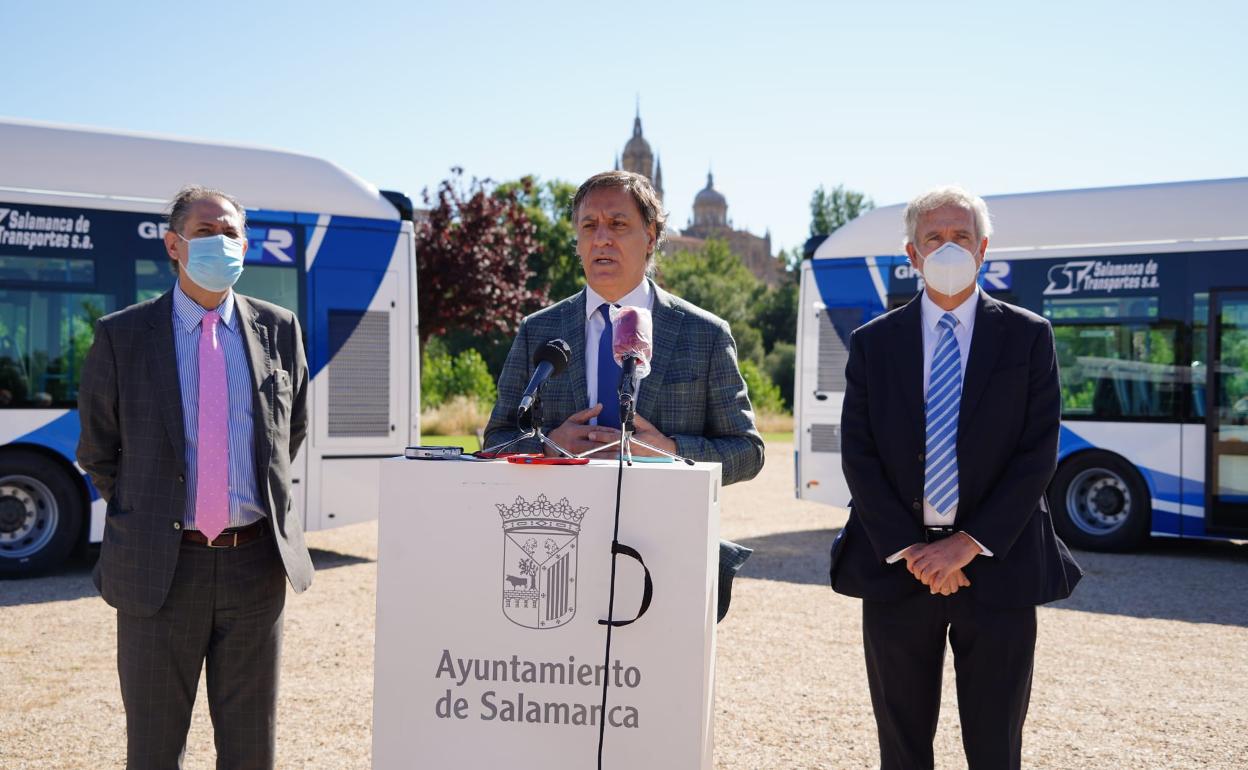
<box><xmin>902</xmin><ymin>185</ymin><xmax>993</xmax><ymax>248</ymax></box>
<box><xmin>571</xmin><ymin>171</ymin><xmax>667</xmax><ymax>259</ymax></box>
<box><xmin>166</xmin><ymin>185</ymin><xmax>248</xmax><ymax>236</ymax></box>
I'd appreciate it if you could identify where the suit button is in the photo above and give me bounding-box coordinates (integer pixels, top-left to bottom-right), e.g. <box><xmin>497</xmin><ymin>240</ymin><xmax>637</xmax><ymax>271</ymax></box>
<box><xmin>918</xmin><ymin>453</ymin><xmax>925</xmax><ymax>462</ymax></box>
<box><xmin>173</xmin><ymin>521</ymin><xmax>182</xmax><ymax>530</ymax></box>
<box><xmin>178</xmin><ymin>474</ymin><xmax>185</xmax><ymax>483</ymax></box>
<box><xmin>912</xmin><ymin>501</ymin><xmax>921</xmax><ymax>511</ymax></box>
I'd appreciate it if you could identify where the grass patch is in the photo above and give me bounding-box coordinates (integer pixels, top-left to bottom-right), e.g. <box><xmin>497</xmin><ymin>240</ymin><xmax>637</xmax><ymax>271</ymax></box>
<box><xmin>763</xmin><ymin>431</ymin><xmax>795</xmax><ymax>444</ymax></box>
<box><xmin>418</xmin><ymin>434</ymin><xmax>481</xmax><ymax>452</ymax></box>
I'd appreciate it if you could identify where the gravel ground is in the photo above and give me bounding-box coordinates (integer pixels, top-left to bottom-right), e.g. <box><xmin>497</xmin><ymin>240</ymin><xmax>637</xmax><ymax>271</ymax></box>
<box><xmin>3</xmin><ymin>442</ymin><xmax>1247</xmax><ymax>769</ymax></box>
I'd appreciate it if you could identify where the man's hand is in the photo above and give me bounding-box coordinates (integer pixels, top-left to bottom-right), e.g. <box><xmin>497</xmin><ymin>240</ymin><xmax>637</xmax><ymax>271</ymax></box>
<box><xmin>546</xmin><ymin>404</ymin><xmax>613</xmax><ymax>456</ymax></box>
<box><xmin>585</xmin><ymin>413</ymin><xmax>677</xmax><ymax>457</ymax></box>
<box><xmin>928</xmin><ymin>568</ymin><xmax>971</xmax><ymax>596</ymax></box>
<box><xmin>907</xmin><ymin>533</ymin><xmax>981</xmax><ymax>591</ymax></box>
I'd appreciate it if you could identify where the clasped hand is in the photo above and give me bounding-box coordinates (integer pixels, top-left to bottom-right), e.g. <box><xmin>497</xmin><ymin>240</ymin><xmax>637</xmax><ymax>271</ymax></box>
<box><xmin>900</xmin><ymin>532</ymin><xmax>981</xmax><ymax>596</ymax></box>
<box><xmin>545</xmin><ymin>404</ymin><xmax>677</xmax><ymax>457</ymax></box>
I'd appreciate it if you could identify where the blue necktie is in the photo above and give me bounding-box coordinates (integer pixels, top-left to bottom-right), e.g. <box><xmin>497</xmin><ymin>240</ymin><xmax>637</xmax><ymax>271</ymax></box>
<box><xmin>596</xmin><ymin>303</ymin><xmax>621</xmax><ymax>429</ymax></box>
<box><xmin>924</xmin><ymin>313</ymin><xmax>961</xmax><ymax>516</ymax></box>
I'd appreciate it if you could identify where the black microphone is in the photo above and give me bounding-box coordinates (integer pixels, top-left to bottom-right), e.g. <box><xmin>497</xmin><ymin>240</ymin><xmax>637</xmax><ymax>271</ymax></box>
<box><xmin>517</xmin><ymin>338</ymin><xmax>572</xmax><ymax>418</ymax></box>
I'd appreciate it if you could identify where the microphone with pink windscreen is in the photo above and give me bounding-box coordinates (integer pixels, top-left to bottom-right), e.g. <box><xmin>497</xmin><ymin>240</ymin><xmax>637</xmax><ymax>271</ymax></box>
<box><xmin>611</xmin><ymin>306</ymin><xmax>653</xmax><ymax>378</ymax></box>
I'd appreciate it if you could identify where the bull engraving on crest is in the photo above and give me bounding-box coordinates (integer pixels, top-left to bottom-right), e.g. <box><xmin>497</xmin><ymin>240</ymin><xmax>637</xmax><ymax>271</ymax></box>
<box><xmin>497</xmin><ymin>494</ymin><xmax>586</xmax><ymax>630</ymax></box>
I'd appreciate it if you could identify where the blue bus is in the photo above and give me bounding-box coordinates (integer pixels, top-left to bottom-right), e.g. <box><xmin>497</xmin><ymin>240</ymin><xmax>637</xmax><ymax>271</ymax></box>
<box><xmin>795</xmin><ymin>178</ymin><xmax>1248</xmax><ymax>550</ymax></box>
<box><xmin>0</xmin><ymin>118</ymin><xmax>419</xmax><ymax>574</ymax></box>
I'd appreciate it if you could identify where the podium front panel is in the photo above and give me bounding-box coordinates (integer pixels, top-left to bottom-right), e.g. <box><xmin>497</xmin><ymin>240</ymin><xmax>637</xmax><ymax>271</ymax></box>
<box><xmin>373</xmin><ymin>459</ymin><xmax>720</xmax><ymax>770</ymax></box>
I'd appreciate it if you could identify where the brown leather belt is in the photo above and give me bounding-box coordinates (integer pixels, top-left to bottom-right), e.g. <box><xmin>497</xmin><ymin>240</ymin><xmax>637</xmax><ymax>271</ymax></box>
<box><xmin>182</xmin><ymin>521</ymin><xmax>267</xmax><ymax>548</ymax></box>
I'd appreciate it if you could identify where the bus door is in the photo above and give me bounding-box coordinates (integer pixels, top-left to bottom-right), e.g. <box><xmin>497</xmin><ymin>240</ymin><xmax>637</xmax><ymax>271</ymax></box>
<box><xmin>1205</xmin><ymin>289</ymin><xmax>1248</xmax><ymax>534</ymax></box>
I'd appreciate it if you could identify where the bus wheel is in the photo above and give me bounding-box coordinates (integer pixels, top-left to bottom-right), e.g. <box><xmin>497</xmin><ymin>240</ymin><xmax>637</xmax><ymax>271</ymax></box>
<box><xmin>0</xmin><ymin>451</ymin><xmax>84</xmax><ymax>576</ymax></box>
<box><xmin>1049</xmin><ymin>451</ymin><xmax>1150</xmax><ymax>552</ymax></box>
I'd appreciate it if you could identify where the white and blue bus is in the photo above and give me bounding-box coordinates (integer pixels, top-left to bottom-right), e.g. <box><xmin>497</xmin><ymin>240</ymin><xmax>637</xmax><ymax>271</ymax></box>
<box><xmin>0</xmin><ymin>118</ymin><xmax>419</xmax><ymax>574</ymax></box>
<box><xmin>796</xmin><ymin>178</ymin><xmax>1248</xmax><ymax>550</ymax></box>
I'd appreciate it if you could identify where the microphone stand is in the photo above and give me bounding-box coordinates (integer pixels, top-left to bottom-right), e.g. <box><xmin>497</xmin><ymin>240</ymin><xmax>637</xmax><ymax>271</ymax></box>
<box><xmin>575</xmin><ymin>396</ymin><xmax>695</xmax><ymax>466</ymax></box>
<box><xmin>479</xmin><ymin>392</ymin><xmax>576</xmax><ymax>458</ymax></box>
<box><xmin>592</xmin><ymin>392</ymin><xmax>681</xmax><ymax>769</ymax></box>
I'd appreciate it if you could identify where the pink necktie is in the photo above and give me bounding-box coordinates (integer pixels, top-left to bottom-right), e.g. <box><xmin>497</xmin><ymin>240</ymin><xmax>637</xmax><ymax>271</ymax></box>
<box><xmin>196</xmin><ymin>310</ymin><xmax>229</xmax><ymax>541</ymax></box>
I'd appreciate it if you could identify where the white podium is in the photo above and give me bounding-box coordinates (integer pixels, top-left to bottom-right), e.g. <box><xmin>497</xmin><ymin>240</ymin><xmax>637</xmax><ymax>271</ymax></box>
<box><xmin>372</xmin><ymin>458</ymin><xmax>721</xmax><ymax>770</ymax></box>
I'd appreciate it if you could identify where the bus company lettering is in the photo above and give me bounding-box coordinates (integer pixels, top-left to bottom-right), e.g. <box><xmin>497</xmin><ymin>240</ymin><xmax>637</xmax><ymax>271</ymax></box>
<box><xmin>1045</xmin><ymin>258</ymin><xmax>1159</xmax><ymax>296</ymax></box>
<box><xmin>0</xmin><ymin>208</ymin><xmax>94</xmax><ymax>251</ymax></box>
<box><xmin>433</xmin><ymin>649</ymin><xmax>642</xmax><ymax>728</ymax></box>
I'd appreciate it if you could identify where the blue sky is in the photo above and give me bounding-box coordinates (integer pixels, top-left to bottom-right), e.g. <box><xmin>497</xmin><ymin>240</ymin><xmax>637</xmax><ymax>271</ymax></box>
<box><xmin>3</xmin><ymin>0</ymin><xmax>1245</xmax><ymax>256</ymax></box>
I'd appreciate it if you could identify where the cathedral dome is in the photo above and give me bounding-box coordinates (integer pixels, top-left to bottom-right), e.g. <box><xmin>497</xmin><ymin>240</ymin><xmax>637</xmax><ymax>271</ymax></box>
<box><xmin>694</xmin><ymin>173</ymin><xmax>727</xmax><ymax>208</ymax></box>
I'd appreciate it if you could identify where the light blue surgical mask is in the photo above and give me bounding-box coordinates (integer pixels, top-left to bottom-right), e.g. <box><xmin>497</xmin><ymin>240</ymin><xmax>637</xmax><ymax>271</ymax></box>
<box><xmin>178</xmin><ymin>233</ymin><xmax>245</xmax><ymax>292</ymax></box>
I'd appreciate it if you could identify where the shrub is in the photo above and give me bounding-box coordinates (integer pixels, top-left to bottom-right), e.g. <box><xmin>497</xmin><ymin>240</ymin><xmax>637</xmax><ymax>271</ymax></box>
<box><xmin>421</xmin><ymin>343</ymin><xmax>497</xmax><ymax>411</ymax></box>
<box><xmin>739</xmin><ymin>358</ymin><xmax>786</xmax><ymax>416</ymax></box>
<box><xmin>764</xmin><ymin>342</ymin><xmax>796</xmax><ymax>410</ymax></box>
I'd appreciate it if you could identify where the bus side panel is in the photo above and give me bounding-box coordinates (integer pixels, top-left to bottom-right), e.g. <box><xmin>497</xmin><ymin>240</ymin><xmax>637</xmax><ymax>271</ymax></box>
<box><xmin>303</xmin><ymin>218</ymin><xmax>407</xmax><ymax>531</ymax></box>
<box><xmin>795</xmin><ymin>257</ymin><xmax>897</xmax><ymax>506</ymax></box>
<box><xmin>1058</xmin><ymin>422</ymin><xmax>1189</xmax><ymax>536</ymax></box>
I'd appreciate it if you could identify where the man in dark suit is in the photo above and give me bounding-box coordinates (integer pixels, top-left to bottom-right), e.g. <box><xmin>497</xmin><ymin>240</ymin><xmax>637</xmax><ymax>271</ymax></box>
<box><xmin>78</xmin><ymin>186</ymin><xmax>311</xmax><ymax>769</ymax></box>
<box><xmin>831</xmin><ymin>186</ymin><xmax>1082</xmax><ymax>770</ymax></box>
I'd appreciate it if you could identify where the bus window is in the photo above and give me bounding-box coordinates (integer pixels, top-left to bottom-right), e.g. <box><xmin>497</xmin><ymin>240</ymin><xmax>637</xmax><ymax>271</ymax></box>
<box><xmin>1193</xmin><ymin>293</ymin><xmax>1208</xmax><ymax>418</ymax></box>
<box><xmin>135</xmin><ymin>258</ymin><xmax>176</xmax><ymax>303</ymax></box>
<box><xmin>135</xmin><ymin>259</ymin><xmax>299</xmax><ymax>313</ymax></box>
<box><xmin>236</xmin><ymin>266</ymin><xmax>298</xmax><ymax>314</ymax></box>
<box><xmin>0</xmin><ymin>255</ymin><xmax>94</xmax><ymax>284</ymax></box>
<box><xmin>0</xmin><ymin>289</ymin><xmax>113</xmax><ymax>408</ymax></box>
<box><xmin>1053</xmin><ymin>323</ymin><xmax>1180</xmax><ymax>419</ymax></box>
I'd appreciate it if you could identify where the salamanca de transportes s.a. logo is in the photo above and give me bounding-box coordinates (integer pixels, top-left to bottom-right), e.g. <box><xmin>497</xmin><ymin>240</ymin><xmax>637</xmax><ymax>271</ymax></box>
<box><xmin>498</xmin><ymin>494</ymin><xmax>586</xmax><ymax>630</ymax></box>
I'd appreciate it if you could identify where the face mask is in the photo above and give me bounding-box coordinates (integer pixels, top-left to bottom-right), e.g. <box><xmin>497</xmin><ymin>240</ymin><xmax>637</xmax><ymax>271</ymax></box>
<box><xmin>178</xmin><ymin>233</ymin><xmax>245</xmax><ymax>292</ymax></box>
<box><xmin>918</xmin><ymin>241</ymin><xmax>980</xmax><ymax>296</ymax></box>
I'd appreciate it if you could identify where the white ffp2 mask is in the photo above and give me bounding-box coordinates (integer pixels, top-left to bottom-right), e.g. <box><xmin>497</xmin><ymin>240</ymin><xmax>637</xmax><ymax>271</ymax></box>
<box><xmin>919</xmin><ymin>242</ymin><xmax>980</xmax><ymax>296</ymax></box>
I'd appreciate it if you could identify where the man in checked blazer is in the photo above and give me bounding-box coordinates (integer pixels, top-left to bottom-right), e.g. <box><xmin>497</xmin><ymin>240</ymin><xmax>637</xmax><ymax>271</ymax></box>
<box><xmin>484</xmin><ymin>172</ymin><xmax>764</xmax><ymax>618</ymax></box>
<box><xmin>484</xmin><ymin>170</ymin><xmax>763</xmax><ymax>484</ymax></box>
<box><xmin>831</xmin><ymin>187</ymin><xmax>1082</xmax><ymax>770</ymax></box>
<box><xmin>77</xmin><ymin>186</ymin><xmax>311</xmax><ymax>769</ymax></box>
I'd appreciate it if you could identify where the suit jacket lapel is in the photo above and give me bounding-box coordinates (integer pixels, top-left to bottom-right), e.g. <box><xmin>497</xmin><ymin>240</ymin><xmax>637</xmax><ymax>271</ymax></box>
<box><xmin>639</xmin><ymin>280</ymin><xmax>684</xmax><ymax>419</ymax></box>
<box><xmin>563</xmin><ymin>291</ymin><xmax>589</xmax><ymax>411</ymax></box>
<box><xmin>234</xmin><ymin>295</ymin><xmax>274</xmax><ymax>476</ymax></box>
<box><xmin>960</xmin><ymin>292</ymin><xmax>1006</xmax><ymax>431</ymax></box>
<box><xmin>147</xmin><ymin>291</ymin><xmax>186</xmax><ymax>471</ymax></box>
<box><xmin>895</xmin><ymin>293</ymin><xmax>925</xmax><ymax>430</ymax></box>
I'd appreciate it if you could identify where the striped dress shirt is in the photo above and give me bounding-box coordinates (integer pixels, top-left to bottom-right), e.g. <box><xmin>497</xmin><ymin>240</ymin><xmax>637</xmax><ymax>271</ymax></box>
<box><xmin>172</xmin><ymin>284</ymin><xmax>265</xmax><ymax>531</ymax></box>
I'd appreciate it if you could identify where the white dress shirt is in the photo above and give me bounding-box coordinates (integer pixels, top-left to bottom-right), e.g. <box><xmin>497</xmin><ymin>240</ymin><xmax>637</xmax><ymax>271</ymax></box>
<box><xmin>583</xmin><ymin>280</ymin><xmax>653</xmax><ymax>425</ymax></box>
<box><xmin>885</xmin><ymin>287</ymin><xmax>992</xmax><ymax>562</ymax></box>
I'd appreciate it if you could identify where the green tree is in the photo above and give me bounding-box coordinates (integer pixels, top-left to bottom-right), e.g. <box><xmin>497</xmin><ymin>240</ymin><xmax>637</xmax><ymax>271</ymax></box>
<box><xmin>810</xmin><ymin>184</ymin><xmax>875</xmax><ymax>237</ymax></box>
<box><xmin>764</xmin><ymin>342</ymin><xmax>796</xmax><ymax>410</ymax></box>
<box><xmin>657</xmin><ymin>239</ymin><xmax>767</xmax><ymax>365</ymax></box>
<box><xmin>415</xmin><ymin>169</ymin><xmax>546</xmax><ymax>347</ymax></box>
<box><xmin>739</xmin><ymin>359</ymin><xmax>785</xmax><ymax>415</ymax></box>
<box><xmin>750</xmin><ymin>276</ymin><xmax>798</xmax><ymax>353</ymax></box>
<box><xmin>420</xmin><ymin>336</ymin><xmax>497</xmax><ymax>410</ymax></box>
<box><xmin>496</xmin><ymin>176</ymin><xmax>584</xmax><ymax>302</ymax></box>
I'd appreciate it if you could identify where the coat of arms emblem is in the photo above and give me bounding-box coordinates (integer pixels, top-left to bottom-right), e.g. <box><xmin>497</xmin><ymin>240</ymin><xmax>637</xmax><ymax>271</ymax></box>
<box><xmin>497</xmin><ymin>494</ymin><xmax>586</xmax><ymax>629</ymax></box>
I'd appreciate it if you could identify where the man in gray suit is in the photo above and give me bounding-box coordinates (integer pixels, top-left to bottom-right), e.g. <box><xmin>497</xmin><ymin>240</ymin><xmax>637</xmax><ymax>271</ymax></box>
<box><xmin>484</xmin><ymin>172</ymin><xmax>764</xmax><ymax>618</ymax></box>
<box><xmin>78</xmin><ymin>185</ymin><xmax>312</xmax><ymax>769</ymax></box>
<box><xmin>484</xmin><ymin>170</ymin><xmax>764</xmax><ymax>483</ymax></box>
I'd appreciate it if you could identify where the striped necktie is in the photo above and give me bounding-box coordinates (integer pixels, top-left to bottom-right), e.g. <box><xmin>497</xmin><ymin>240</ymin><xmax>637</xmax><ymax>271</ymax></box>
<box><xmin>924</xmin><ymin>312</ymin><xmax>961</xmax><ymax>516</ymax></box>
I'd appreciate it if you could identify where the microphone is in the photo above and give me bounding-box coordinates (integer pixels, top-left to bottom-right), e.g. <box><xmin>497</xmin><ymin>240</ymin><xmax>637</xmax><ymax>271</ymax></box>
<box><xmin>518</xmin><ymin>339</ymin><xmax>572</xmax><ymax>418</ymax></box>
<box><xmin>611</xmin><ymin>307</ymin><xmax>653</xmax><ymax>428</ymax></box>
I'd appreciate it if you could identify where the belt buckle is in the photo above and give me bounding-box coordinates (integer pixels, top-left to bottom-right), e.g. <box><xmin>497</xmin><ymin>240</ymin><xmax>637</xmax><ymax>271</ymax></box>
<box><xmin>925</xmin><ymin>527</ymin><xmax>954</xmax><ymax>543</ymax></box>
<box><xmin>206</xmin><ymin>531</ymin><xmax>239</xmax><ymax>549</ymax></box>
